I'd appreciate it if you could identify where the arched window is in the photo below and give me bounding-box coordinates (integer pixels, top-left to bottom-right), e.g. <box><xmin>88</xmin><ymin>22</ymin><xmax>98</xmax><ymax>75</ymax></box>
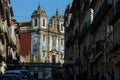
<box><xmin>52</xmin><ymin>36</ymin><xmax>56</xmax><ymax>48</ymax></box>
<box><xmin>35</xmin><ymin>19</ymin><xmax>37</xmax><ymax>26</ymax></box>
<box><xmin>43</xmin><ymin>35</ymin><xmax>45</xmax><ymax>41</ymax></box>
<box><xmin>61</xmin><ymin>39</ymin><xmax>64</xmax><ymax>45</ymax></box>
<box><xmin>61</xmin><ymin>24</ymin><xmax>63</xmax><ymax>31</ymax></box>
<box><xmin>43</xmin><ymin>19</ymin><xmax>45</xmax><ymax>26</ymax></box>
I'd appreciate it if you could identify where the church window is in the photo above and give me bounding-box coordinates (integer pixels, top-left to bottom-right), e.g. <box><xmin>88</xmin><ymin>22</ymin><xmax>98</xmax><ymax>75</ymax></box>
<box><xmin>35</xmin><ymin>19</ymin><xmax>37</xmax><ymax>26</ymax></box>
<box><xmin>61</xmin><ymin>24</ymin><xmax>63</xmax><ymax>31</ymax></box>
<box><xmin>53</xmin><ymin>36</ymin><xmax>56</xmax><ymax>48</ymax></box>
<box><xmin>61</xmin><ymin>39</ymin><xmax>64</xmax><ymax>45</ymax></box>
<box><xmin>43</xmin><ymin>35</ymin><xmax>45</xmax><ymax>41</ymax></box>
<box><xmin>43</xmin><ymin>19</ymin><xmax>45</xmax><ymax>26</ymax></box>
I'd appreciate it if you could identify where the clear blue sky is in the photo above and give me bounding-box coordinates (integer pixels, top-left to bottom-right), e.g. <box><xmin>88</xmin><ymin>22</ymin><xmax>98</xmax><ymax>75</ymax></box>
<box><xmin>11</xmin><ymin>0</ymin><xmax>73</xmax><ymax>22</ymax></box>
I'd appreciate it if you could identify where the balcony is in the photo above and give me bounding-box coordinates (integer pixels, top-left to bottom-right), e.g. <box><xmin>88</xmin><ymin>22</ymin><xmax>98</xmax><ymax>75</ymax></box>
<box><xmin>78</xmin><ymin>23</ymin><xmax>89</xmax><ymax>44</ymax></box>
<box><xmin>109</xmin><ymin>0</ymin><xmax>120</xmax><ymax>25</ymax></box>
<box><xmin>90</xmin><ymin>40</ymin><xmax>104</xmax><ymax>63</ymax></box>
<box><xmin>90</xmin><ymin>40</ymin><xmax>104</xmax><ymax>55</ymax></box>
<box><xmin>82</xmin><ymin>22</ymin><xmax>89</xmax><ymax>34</ymax></box>
<box><xmin>65</xmin><ymin>33</ymin><xmax>74</xmax><ymax>48</ymax></box>
<box><xmin>90</xmin><ymin>0</ymin><xmax>112</xmax><ymax>33</ymax></box>
<box><xmin>111</xmin><ymin>42</ymin><xmax>120</xmax><ymax>53</ymax></box>
<box><xmin>89</xmin><ymin>0</ymin><xmax>98</xmax><ymax>8</ymax></box>
<box><xmin>73</xmin><ymin>27</ymin><xmax>79</xmax><ymax>40</ymax></box>
<box><xmin>95</xmin><ymin>40</ymin><xmax>104</xmax><ymax>52</ymax></box>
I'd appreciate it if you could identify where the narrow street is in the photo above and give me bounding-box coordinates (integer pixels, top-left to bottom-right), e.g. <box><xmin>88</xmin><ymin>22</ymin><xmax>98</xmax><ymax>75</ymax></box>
<box><xmin>0</xmin><ymin>0</ymin><xmax>120</xmax><ymax>80</ymax></box>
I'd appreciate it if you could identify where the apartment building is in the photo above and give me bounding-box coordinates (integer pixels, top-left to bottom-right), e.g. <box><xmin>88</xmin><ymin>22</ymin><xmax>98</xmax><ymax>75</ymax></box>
<box><xmin>64</xmin><ymin>0</ymin><xmax>120</xmax><ymax>79</ymax></box>
<box><xmin>64</xmin><ymin>1</ymin><xmax>81</xmax><ymax>79</ymax></box>
<box><xmin>109</xmin><ymin>0</ymin><xmax>120</xmax><ymax>79</ymax></box>
<box><xmin>0</xmin><ymin>0</ymin><xmax>20</xmax><ymax>74</ymax></box>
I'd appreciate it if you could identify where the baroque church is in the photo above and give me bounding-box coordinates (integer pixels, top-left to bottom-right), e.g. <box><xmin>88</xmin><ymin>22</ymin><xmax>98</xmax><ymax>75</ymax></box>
<box><xmin>21</xmin><ymin>3</ymin><xmax>64</xmax><ymax>64</ymax></box>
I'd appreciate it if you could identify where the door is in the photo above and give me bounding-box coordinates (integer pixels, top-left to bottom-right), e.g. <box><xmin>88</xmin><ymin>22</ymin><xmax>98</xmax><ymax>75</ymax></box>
<box><xmin>52</xmin><ymin>55</ymin><xmax>56</xmax><ymax>63</ymax></box>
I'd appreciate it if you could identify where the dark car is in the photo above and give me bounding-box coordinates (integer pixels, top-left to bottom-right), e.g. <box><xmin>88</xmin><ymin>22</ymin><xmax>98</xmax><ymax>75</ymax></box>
<box><xmin>5</xmin><ymin>70</ymin><xmax>30</xmax><ymax>80</ymax></box>
<box><xmin>0</xmin><ymin>74</ymin><xmax>22</xmax><ymax>80</ymax></box>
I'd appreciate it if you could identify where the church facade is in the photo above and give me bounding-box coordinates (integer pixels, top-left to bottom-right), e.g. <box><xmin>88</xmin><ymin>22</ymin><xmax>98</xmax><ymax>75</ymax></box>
<box><xmin>27</xmin><ymin>4</ymin><xmax>64</xmax><ymax>64</ymax></box>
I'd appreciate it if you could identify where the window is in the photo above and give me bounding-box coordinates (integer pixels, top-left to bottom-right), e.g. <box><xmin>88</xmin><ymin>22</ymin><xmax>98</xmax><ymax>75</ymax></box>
<box><xmin>43</xmin><ymin>19</ymin><xmax>45</xmax><ymax>26</ymax></box>
<box><xmin>61</xmin><ymin>54</ymin><xmax>63</xmax><ymax>60</ymax></box>
<box><xmin>53</xmin><ymin>36</ymin><xmax>56</xmax><ymax>48</ymax></box>
<box><xmin>35</xmin><ymin>19</ymin><xmax>37</xmax><ymax>26</ymax></box>
<box><xmin>43</xmin><ymin>35</ymin><xmax>45</xmax><ymax>41</ymax></box>
<box><xmin>61</xmin><ymin>24</ymin><xmax>63</xmax><ymax>31</ymax></box>
<box><xmin>61</xmin><ymin>39</ymin><xmax>64</xmax><ymax>45</ymax></box>
<box><xmin>52</xmin><ymin>55</ymin><xmax>56</xmax><ymax>63</ymax></box>
<box><xmin>43</xmin><ymin>51</ymin><xmax>45</xmax><ymax>57</ymax></box>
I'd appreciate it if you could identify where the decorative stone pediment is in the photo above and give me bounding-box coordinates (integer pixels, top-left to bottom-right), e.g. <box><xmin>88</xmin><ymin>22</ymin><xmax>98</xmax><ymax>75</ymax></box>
<box><xmin>49</xmin><ymin>49</ymin><xmax>58</xmax><ymax>54</ymax></box>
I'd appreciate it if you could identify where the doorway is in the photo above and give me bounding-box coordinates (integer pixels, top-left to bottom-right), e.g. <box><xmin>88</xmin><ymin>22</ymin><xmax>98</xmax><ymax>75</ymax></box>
<box><xmin>52</xmin><ymin>55</ymin><xmax>56</xmax><ymax>63</ymax></box>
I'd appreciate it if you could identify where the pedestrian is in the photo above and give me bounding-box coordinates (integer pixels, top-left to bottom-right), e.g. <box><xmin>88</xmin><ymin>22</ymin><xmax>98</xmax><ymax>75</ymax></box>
<box><xmin>45</xmin><ymin>73</ymin><xmax>48</xmax><ymax>80</ymax></box>
<box><xmin>43</xmin><ymin>73</ymin><xmax>48</xmax><ymax>80</ymax></box>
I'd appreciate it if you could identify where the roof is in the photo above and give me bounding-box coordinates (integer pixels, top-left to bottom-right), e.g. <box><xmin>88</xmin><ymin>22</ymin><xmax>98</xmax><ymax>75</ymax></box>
<box><xmin>18</xmin><ymin>21</ymin><xmax>31</xmax><ymax>27</ymax></box>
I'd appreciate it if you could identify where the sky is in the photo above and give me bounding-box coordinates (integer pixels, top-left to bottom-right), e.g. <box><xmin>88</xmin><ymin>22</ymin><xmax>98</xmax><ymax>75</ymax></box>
<box><xmin>11</xmin><ymin>0</ymin><xmax>73</xmax><ymax>22</ymax></box>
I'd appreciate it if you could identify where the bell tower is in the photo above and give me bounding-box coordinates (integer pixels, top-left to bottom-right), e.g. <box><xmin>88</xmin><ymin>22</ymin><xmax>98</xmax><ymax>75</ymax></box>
<box><xmin>31</xmin><ymin>2</ymin><xmax>48</xmax><ymax>63</ymax></box>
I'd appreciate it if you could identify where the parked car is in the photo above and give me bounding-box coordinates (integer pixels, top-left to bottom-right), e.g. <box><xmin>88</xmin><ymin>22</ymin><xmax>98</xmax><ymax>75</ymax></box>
<box><xmin>0</xmin><ymin>74</ymin><xmax>22</xmax><ymax>80</ymax></box>
<box><xmin>5</xmin><ymin>70</ymin><xmax>30</xmax><ymax>80</ymax></box>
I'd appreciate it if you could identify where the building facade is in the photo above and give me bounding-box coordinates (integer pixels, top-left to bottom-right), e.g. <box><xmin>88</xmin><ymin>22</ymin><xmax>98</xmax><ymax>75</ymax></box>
<box><xmin>19</xmin><ymin>4</ymin><xmax>64</xmax><ymax>64</ymax></box>
<box><xmin>31</xmin><ymin>4</ymin><xmax>64</xmax><ymax>64</ymax></box>
<box><xmin>0</xmin><ymin>0</ymin><xmax>20</xmax><ymax>74</ymax></box>
<box><xmin>19</xmin><ymin>21</ymin><xmax>31</xmax><ymax>62</ymax></box>
<box><xmin>64</xmin><ymin>0</ymin><xmax>120</xmax><ymax>80</ymax></box>
<box><xmin>48</xmin><ymin>9</ymin><xmax>64</xmax><ymax>64</ymax></box>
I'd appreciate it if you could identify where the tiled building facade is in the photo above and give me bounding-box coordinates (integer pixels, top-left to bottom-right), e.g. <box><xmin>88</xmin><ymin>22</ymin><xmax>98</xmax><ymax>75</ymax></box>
<box><xmin>64</xmin><ymin>0</ymin><xmax>120</xmax><ymax>79</ymax></box>
<box><xmin>47</xmin><ymin>9</ymin><xmax>64</xmax><ymax>64</ymax></box>
<box><xmin>19</xmin><ymin>4</ymin><xmax>64</xmax><ymax>64</ymax></box>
